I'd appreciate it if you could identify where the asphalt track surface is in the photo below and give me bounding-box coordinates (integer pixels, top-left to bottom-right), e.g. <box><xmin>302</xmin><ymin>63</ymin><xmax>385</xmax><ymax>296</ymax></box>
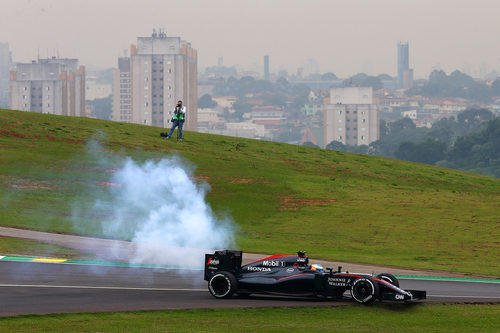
<box><xmin>0</xmin><ymin>261</ymin><xmax>499</xmax><ymax>316</ymax></box>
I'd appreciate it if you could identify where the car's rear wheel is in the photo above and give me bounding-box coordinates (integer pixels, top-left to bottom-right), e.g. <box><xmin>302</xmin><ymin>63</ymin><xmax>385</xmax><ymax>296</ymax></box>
<box><xmin>351</xmin><ymin>277</ymin><xmax>379</xmax><ymax>304</ymax></box>
<box><xmin>208</xmin><ymin>271</ymin><xmax>237</xmax><ymax>299</ymax></box>
<box><xmin>376</xmin><ymin>273</ymin><xmax>399</xmax><ymax>287</ymax></box>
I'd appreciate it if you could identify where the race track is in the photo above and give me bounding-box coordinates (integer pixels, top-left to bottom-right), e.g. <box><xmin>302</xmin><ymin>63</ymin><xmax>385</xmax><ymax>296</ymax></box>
<box><xmin>0</xmin><ymin>261</ymin><xmax>499</xmax><ymax>316</ymax></box>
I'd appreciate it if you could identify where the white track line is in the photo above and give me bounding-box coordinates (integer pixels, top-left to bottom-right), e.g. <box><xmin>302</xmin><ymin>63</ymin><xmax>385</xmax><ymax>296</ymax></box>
<box><xmin>428</xmin><ymin>294</ymin><xmax>500</xmax><ymax>299</ymax></box>
<box><xmin>0</xmin><ymin>283</ymin><xmax>205</xmax><ymax>291</ymax></box>
<box><xmin>0</xmin><ymin>284</ymin><xmax>499</xmax><ymax>299</ymax></box>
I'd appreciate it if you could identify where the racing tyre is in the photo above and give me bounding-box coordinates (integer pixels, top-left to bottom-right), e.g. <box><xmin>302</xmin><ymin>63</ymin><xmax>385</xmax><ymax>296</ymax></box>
<box><xmin>208</xmin><ymin>271</ymin><xmax>238</xmax><ymax>299</ymax></box>
<box><xmin>376</xmin><ymin>273</ymin><xmax>399</xmax><ymax>287</ymax></box>
<box><xmin>351</xmin><ymin>277</ymin><xmax>379</xmax><ymax>304</ymax></box>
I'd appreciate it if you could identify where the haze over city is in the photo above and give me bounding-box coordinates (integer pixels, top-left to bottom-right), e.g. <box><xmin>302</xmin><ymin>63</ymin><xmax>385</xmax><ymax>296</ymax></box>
<box><xmin>1</xmin><ymin>0</ymin><xmax>500</xmax><ymax>78</ymax></box>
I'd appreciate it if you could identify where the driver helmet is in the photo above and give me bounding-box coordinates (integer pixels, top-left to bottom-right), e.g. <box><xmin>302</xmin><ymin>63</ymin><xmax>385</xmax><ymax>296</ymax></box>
<box><xmin>311</xmin><ymin>264</ymin><xmax>324</xmax><ymax>271</ymax></box>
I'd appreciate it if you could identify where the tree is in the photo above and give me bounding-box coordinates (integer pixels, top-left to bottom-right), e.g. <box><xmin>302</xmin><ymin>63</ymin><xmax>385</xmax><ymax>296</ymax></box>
<box><xmin>379</xmin><ymin>119</ymin><xmax>389</xmax><ymax>139</ymax></box>
<box><xmin>389</xmin><ymin>117</ymin><xmax>416</xmax><ymax>133</ymax></box>
<box><xmin>457</xmin><ymin>108</ymin><xmax>494</xmax><ymax>125</ymax></box>
<box><xmin>408</xmin><ymin>70</ymin><xmax>493</xmax><ymax>102</ymax></box>
<box><xmin>198</xmin><ymin>94</ymin><xmax>217</xmax><ymax>108</ymax></box>
<box><xmin>321</xmin><ymin>72</ymin><xmax>337</xmax><ymax>80</ymax></box>
<box><xmin>377</xmin><ymin>73</ymin><xmax>393</xmax><ymax>81</ymax></box>
<box><xmin>326</xmin><ymin>141</ymin><xmax>347</xmax><ymax>152</ymax></box>
<box><xmin>344</xmin><ymin>73</ymin><xmax>382</xmax><ymax>90</ymax></box>
<box><xmin>291</xmin><ymin>83</ymin><xmax>311</xmax><ymax>108</ymax></box>
<box><xmin>395</xmin><ymin>138</ymin><xmax>447</xmax><ymax>165</ymax></box>
<box><xmin>369</xmin><ymin>118</ymin><xmax>428</xmax><ymax>157</ymax></box>
<box><xmin>444</xmin><ymin>118</ymin><xmax>500</xmax><ymax>177</ymax></box>
<box><xmin>227</xmin><ymin>100</ymin><xmax>252</xmax><ymax>121</ymax></box>
<box><xmin>303</xmin><ymin>141</ymin><xmax>320</xmax><ymax>148</ymax></box>
<box><xmin>88</xmin><ymin>96</ymin><xmax>112</xmax><ymax>120</ymax></box>
<box><xmin>428</xmin><ymin>118</ymin><xmax>456</xmax><ymax>147</ymax></box>
<box><xmin>427</xmin><ymin>108</ymin><xmax>494</xmax><ymax>147</ymax></box>
<box><xmin>347</xmin><ymin>144</ymin><xmax>369</xmax><ymax>154</ymax></box>
<box><xmin>492</xmin><ymin>79</ymin><xmax>500</xmax><ymax>96</ymax></box>
<box><xmin>275</xmin><ymin>77</ymin><xmax>291</xmax><ymax>94</ymax></box>
<box><xmin>262</xmin><ymin>92</ymin><xmax>287</xmax><ymax>107</ymax></box>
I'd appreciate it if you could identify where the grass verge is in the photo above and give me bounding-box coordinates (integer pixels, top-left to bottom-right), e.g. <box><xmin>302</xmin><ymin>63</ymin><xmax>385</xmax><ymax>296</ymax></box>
<box><xmin>0</xmin><ymin>304</ymin><xmax>499</xmax><ymax>332</ymax></box>
<box><xmin>0</xmin><ymin>236</ymin><xmax>95</xmax><ymax>260</ymax></box>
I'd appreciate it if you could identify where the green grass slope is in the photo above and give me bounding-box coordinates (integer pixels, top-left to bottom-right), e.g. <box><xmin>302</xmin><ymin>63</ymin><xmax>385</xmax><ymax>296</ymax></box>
<box><xmin>1</xmin><ymin>109</ymin><xmax>499</xmax><ymax>275</ymax></box>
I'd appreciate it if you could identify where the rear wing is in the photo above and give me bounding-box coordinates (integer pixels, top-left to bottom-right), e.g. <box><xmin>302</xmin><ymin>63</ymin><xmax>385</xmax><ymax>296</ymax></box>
<box><xmin>204</xmin><ymin>250</ymin><xmax>243</xmax><ymax>281</ymax></box>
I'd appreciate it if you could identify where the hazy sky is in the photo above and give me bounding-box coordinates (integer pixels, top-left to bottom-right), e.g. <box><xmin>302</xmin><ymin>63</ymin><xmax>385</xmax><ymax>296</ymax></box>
<box><xmin>1</xmin><ymin>0</ymin><xmax>499</xmax><ymax>78</ymax></box>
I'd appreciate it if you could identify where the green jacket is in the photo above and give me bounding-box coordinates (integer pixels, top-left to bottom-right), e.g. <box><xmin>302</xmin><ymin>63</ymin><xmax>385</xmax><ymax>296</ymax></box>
<box><xmin>172</xmin><ymin>106</ymin><xmax>186</xmax><ymax>121</ymax></box>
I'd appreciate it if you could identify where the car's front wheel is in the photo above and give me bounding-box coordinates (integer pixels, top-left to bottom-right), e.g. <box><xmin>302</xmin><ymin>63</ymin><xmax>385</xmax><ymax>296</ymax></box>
<box><xmin>208</xmin><ymin>271</ymin><xmax>238</xmax><ymax>299</ymax></box>
<box><xmin>351</xmin><ymin>277</ymin><xmax>379</xmax><ymax>304</ymax></box>
<box><xmin>376</xmin><ymin>273</ymin><xmax>399</xmax><ymax>287</ymax></box>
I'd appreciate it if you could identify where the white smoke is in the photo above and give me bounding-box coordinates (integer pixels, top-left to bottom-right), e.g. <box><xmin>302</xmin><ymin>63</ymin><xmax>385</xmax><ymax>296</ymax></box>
<box><xmin>82</xmin><ymin>153</ymin><xmax>235</xmax><ymax>267</ymax></box>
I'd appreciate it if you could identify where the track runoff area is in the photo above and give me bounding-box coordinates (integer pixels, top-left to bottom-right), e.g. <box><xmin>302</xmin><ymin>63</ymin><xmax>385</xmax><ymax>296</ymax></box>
<box><xmin>0</xmin><ymin>255</ymin><xmax>499</xmax><ymax>316</ymax></box>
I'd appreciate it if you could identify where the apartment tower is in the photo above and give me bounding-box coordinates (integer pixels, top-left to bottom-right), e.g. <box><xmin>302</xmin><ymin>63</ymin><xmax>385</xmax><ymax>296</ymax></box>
<box><xmin>324</xmin><ymin>87</ymin><xmax>379</xmax><ymax>147</ymax></box>
<box><xmin>0</xmin><ymin>42</ymin><xmax>12</xmax><ymax>108</ymax></box>
<box><xmin>112</xmin><ymin>30</ymin><xmax>198</xmax><ymax>130</ymax></box>
<box><xmin>10</xmin><ymin>57</ymin><xmax>85</xmax><ymax>116</ymax></box>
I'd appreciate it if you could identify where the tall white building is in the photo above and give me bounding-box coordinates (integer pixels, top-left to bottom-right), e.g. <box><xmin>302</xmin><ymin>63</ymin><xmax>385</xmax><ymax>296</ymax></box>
<box><xmin>112</xmin><ymin>30</ymin><xmax>198</xmax><ymax>130</ymax></box>
<box><xmin>112</xmin><ymin>57</ymin><xmax>132</xmax><ymax>122</ymax></box>
<box><xmin>10</xmin><ymin>57</ymin><xmax>85</xmax><ymax>116</ymax></box>
<box><xmin>0</xmin><ymin>42</ymin><xmax>12</xmax><ymax>108</ymax></box>
<box><xmin>324</xmin><ymin>87</ymin><xmax>379</xmax><ymax>147</ymax></box>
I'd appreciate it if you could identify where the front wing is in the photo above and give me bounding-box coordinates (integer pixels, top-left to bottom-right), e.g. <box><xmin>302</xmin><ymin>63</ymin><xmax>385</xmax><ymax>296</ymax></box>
<box><xmin>381</xmin><ymin>289</ymin><xmax>426</xmax><ymax>302</ymax></box>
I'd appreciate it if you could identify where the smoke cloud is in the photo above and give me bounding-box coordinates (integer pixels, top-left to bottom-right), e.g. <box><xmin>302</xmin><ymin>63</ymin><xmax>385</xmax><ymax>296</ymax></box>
<box><xmin>74</xmin><ymin>143</ymin><xmax>235</xmax><ymax>267</ymax></box>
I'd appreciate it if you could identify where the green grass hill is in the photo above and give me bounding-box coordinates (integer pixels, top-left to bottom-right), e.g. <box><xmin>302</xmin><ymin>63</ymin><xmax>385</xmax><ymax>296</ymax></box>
<box><xmin>1</xmin><ymin>109</ymin><xmax>499</xmax><ymax>275</ymax></box>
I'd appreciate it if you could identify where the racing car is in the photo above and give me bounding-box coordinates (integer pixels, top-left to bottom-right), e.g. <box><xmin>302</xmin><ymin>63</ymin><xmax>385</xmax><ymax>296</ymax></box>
<box><xmin>204</xmin><ymin>250</ymin><xmax>426</xmax><ymax>304</ymax></box>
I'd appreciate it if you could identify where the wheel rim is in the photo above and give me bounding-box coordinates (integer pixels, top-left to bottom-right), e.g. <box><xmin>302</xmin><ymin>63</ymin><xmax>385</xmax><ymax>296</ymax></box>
<box><xmin>352</xmin><ymin>280</ymin><xmax>374</xmax><ymax>302</ymax></box>
<box><xmin>210</xmin><ymin>275</ymin><xmax>230</xmax><ymax>297</ymax></box>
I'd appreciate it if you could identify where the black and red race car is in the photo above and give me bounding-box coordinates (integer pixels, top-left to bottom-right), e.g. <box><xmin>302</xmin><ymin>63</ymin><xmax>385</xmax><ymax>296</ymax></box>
<box><xmin>204</xmin><ymin>250</ymin><xmax>426</xmax><ymax>304</ymax></box>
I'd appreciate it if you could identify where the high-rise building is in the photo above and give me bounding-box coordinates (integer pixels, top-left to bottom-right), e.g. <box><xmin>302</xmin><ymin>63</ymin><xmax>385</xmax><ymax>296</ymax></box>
<box><xmin>10</xmin><ymin>57</ymin><xmax>85</xmax><ymax>116</ymax></box>
<box><xmin>397</xmin><ymin>41</ymin><xmax>413</xmax><ymax>89</ymax></box>
<box><xmin>264</xmin><ymin>55</ymin><xmax>269</xmax><ymax>81</ymax></box>
<box><xmin>112</xmin><ymin>30</ymin><xmax>198</xmax><ymax>131</ymax></box>
<box><xmin>112</xmin><ymin>57</ymin><xmax>132</xmax><ymax>122</ymax></box>
<box><xmin>0</xmin><ymin>42</ymin><xmax>12</xmax><ymax>108</ymax></box>
<box><xmin>323</xmin><ymin>87</ymin><xmax>379</xmax><ymax>147</ymax></box>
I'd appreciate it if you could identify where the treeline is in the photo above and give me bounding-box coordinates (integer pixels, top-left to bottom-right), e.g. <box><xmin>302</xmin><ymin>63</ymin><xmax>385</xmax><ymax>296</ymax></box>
<box><xmin>342</xmin><ymin>73</ymin><xmax>393</xmax><ymax>91</ymax></box>
<box><xmin>326</xmin><ymin>108</ymin><xmax>500</xmax><ymax>178</ymax></box>
<box><xmin>212</xmin><ymin>76</ymin><xmax>310</xmax><ymax>100</ymax></box>
<box><xmin>407</xmin><ymin>70</ymin><xmax>500</xmax><ymax>103</ymax></box>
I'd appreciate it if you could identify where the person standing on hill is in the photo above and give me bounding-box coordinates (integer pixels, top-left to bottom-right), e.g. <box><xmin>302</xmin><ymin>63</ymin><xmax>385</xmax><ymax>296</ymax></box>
<box><xmin>166</xmin><ymin>100</ymin><xmax>186</xmax><ymax>141</ymax></box>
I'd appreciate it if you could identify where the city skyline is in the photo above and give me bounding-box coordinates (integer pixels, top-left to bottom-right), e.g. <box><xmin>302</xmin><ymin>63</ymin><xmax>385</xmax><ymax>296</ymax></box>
<box><xmin>1</xmin><ymin>0</ymin><xmax>500</xmax><ymax>78</ymax></box>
